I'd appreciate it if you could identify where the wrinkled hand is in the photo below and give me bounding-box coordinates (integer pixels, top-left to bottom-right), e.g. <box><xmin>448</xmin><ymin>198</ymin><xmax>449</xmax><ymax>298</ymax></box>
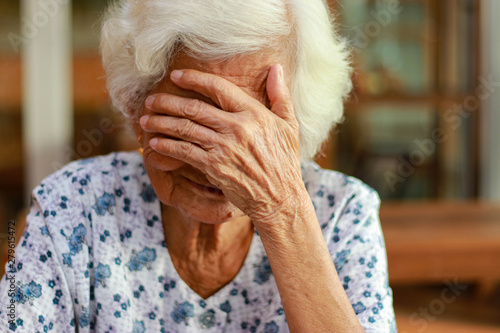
<box><xmin>140</xmin><ymin>64</ymin><xmax>305</xmax><ymax>226</ymax></box>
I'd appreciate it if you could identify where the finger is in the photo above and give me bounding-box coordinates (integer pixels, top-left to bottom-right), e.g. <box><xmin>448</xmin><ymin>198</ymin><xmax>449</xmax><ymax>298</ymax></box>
<box><xmin>145</xmin><ymin>93</ymin><xmax>235</xmax><ymax>132</ymax></box>
<box><xmin>266</xmin><ymin>64</ymin><xmax>296</xmax><ymax>123</ymax></box>
<box><xmin>169</xmin><ymin>69</ymin><xmax>260</xmax><ymax>113</ymax></box>
<box><xmin>149</xmin><ymin>137</ymin><xmax>208</xmax><ymax>170</ymax></box>
<box><xmin>140</xmin><ymin>115</ymin><xmax>218</xmax><ymax>150</ymax></box>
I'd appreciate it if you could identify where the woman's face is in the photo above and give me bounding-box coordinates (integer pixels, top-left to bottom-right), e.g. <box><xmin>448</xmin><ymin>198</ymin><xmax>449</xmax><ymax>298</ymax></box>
<box><xmin>132</xmin><ymin>51</ymin><xmax>289</xmax><ymax>224</ymax></box>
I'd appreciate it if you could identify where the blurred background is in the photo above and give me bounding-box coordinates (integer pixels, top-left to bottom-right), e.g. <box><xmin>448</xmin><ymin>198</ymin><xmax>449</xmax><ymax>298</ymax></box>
<box><xmin>0</xmin><ymin>0</ymin><xmax>499</xmax><ymax>331</ymax></box>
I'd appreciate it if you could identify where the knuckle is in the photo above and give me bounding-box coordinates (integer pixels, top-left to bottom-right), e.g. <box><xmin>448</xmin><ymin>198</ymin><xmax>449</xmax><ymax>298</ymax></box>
<box><xmin>204</xmin><ymin>75</ymin><xmax>217</xmax><ymax>90</ymax></box>
<box><xmin>204</xmin><ymin>142</ymin><xmax>217</xmax><ymax>151</ymax></box>
<box><xmin>205</xmin><ymin>77</ymin><xmax>225</xmax><ymax>105</ymax></box>
<box><xmin>183</xmin><ymin>99</ymin><xmax>203</xmax><ymax>118</ymax></box>
<box><xmin>214</xmin><ymin>87</ymin><xmax>229</xmax><ymax>107</ymax></box>
<box><xmin>178</xmin><ymin>142</ymin><xmax>193</xmax><ymax>159</ymax></box>
<box><xmin>251</xmin><ymin>109</ymin><xmax>266</xmax><ymax>124</ymax></box>
<box><xmin>177</xmin><ymin>119</ymin><xmax>195</xmax><ymax>137</ymax></box>
<box><xmin>233</xmin><ymin>119</ymin><xmax>253</xmax><ymax>141</ymax></box>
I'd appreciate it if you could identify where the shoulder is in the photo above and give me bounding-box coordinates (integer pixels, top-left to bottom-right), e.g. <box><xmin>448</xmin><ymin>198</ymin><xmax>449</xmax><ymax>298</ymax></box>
<box><xmin>36</xmin><ymin>151</ymin><xmax>144</xmax><ymax>191</ymax></box>
<box><xmin>301</xmin><ymin>161</ymin><xmax>381</xmax><ymax>242</ymax></box>
<box><xmin>34</xmin><ymin>151</ymin><xmax>145</xmax><ymax>205</ymax></box>
<box><xmin>24</xmin><ymin>151</ymin><xmax>153</xmax><ymax>273</ymax></box>
<box><xmin>31</xmin><ymin>151</ymin><xmax>149</xmax><ymax>237</ymax></box>
<box><xmin>301</xmin><ymin>161</ymin><xmax>380</xmax><ymax>213</ymax></box>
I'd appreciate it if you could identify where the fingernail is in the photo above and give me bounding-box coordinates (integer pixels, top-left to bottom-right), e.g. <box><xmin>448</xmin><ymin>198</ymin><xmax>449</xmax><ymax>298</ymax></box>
<box><xmin>171</xmin><ymin>70</ymin><xmax>183</xmax><ymax>81</ymax></box>
<box><xmin>145</xmin><ymin>95</ymin><xmax>156</xmax><ymax>108</ymax></box>
<box><xmin>150</xmin><ymin>138</ymin><xmax>158</xmax><ymax>148</ymax></box>
<box><xmin>139</xmin><ymin>115</ymin><xmax>149</xmax><ymax>127</ymax></box>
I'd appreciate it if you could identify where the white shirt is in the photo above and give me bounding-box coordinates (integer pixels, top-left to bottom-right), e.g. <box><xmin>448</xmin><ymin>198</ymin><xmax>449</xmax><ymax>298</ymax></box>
<box><xmin>0</xmin><ymin>151</ymin><xmax>396</xmax><ymax>332</ymax></box>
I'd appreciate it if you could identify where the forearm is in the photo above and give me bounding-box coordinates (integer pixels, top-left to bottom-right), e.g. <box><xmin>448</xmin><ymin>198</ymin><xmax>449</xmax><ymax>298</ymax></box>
<box><xmin>254</xmin><ymin>192</ymin><xmax>365</xmax><ymax>333</ymax></box>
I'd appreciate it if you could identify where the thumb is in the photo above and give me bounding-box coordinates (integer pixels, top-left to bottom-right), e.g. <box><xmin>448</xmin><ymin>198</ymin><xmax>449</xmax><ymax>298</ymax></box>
<box><xmin>266</xmin><ymin>64</ymin><xmax>295</xmax><ymax>122</ymax></box>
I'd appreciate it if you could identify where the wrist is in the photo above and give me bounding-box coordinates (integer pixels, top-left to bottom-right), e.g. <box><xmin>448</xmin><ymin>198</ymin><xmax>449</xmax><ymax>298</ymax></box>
<box><xmin>251</xmin><ymin>186</ymin><xmax>316</xmax><ymax>236</ymax></box>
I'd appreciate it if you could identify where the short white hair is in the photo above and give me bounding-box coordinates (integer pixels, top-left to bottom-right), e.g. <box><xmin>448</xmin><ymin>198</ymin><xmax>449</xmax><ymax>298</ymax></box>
<box><xmin>100</xmin><ymin>0</ymin><xmax>352</xmax><ymax>161</ymax></box>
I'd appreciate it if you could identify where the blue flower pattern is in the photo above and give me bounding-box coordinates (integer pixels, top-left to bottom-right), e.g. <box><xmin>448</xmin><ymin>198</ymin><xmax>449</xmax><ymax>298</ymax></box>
<box><xmin>334</xmin><ymin>249</ymin><xmax>351</xmax><ymax>272</ymax></box>
<box><xmin>61</xmin><ymin>223</ymin><xmax>87</xmax><ymax>268</ymax></box>
<box><xmin>171</xmin><ymin>301</ymin><xmax>194</xmax><ymax>325</ymax></box>
<box><xmin>253</xmin><ymin>256</ymin><xmax>272</xmax><ymax>285</ymax></box>
<box><xmin>132</xmin><ymin>320</ymin><xmax>145</xmax><ymax>333</ymax></box>
<box><xmin>199</xmin><ymin>309</ymin><xmax>216</xmax><ymax>329</ymax></box>
<box><xmin>67</xmin><ymin>223</ymin><xmax>87</xmax><ymax>255</ymax></box>
<box><xmin>94</xmin><ymin>263</ymin><xmax>111</xmax><ymax>288</ymax></box>
<box><xmin>126</xmin><ymin>247</ymin><xmax>157</xmax><ymax>272</ymax></box>
<box><xmin>0</xmin><ymin>152</ymin><xmax>396</xmax><ymax>332</ymax></box>
<box><xmin>92</xmin><ymin>192</ymin><xmax>116</xmax><ymax>216</ymax></box>
<box><xmin>79</xmin><ymin>306</ymin><xmax>90</xmax><ymax>328</ymax></box>
<box><xmin>12</xmin><ymin>281</ymin><xmax>42</xmax><ymax>305</ymax></box>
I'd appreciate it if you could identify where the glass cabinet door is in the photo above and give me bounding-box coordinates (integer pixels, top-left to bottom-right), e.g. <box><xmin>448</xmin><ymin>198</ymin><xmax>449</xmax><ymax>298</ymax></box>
<box><xmin>329</xmin><ymin>0</ymin><xmax>479</xmax><ymax>200</ymax></box>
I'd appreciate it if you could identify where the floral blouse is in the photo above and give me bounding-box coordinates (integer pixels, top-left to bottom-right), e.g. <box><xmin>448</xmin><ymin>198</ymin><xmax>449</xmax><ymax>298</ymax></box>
<box><xmin>0</xmin><ymin>151</ymin><xmax>396</xmax><ymax>332</ymax></box>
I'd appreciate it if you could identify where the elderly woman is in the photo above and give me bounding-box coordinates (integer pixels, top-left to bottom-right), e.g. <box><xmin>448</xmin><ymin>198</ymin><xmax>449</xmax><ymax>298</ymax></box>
<box><xmin>0</xmin><ymin>0</ymin><xmax>396</xmax><ymax>332</ymax></box>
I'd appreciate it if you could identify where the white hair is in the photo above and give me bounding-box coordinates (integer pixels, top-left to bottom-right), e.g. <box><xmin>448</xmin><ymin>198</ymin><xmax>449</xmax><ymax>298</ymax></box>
<box><xmin>100</xmin><ymin>0</ymin><xmax>352</xmax><ymax>161</ymax></box>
